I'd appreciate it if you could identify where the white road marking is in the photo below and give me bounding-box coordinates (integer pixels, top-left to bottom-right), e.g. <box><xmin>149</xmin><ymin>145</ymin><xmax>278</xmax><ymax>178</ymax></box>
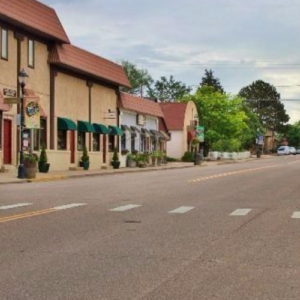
<box><xmin>230</xmin><ymin>209</ymin><xmax>252</xmax><ymax>216</ymax></box>
<box><xmin>110</xmin><ymin>204</ymin><xmax>141</xmax><ymax>212</ymax></box>
<box><xmin>0</xmin><ymin>203</ymin><xmax>32</xmax><ymax>210</ymax></box>
<box><xmin>169</xmin><ymin>206</ymin><xmax>195</xmax><ymax>214</ymax></box>
<box><xmin>53</xmin><ymin>203</ymin><xmax>87</xmax><ymax>210</ymax></box>
<box><xmin>292</xmin><ymin>212</ymin><xmax>300</xmax><ymax>219</ymax></box>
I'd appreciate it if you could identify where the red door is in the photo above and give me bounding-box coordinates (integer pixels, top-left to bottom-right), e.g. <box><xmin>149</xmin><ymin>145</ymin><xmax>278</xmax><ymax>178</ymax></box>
<box><xmin>70</xmin><ymin>131</ymin><xmax>75</xmax><ymax>164</ymax></box>
<box><xmin>103</xmin><ymin>135</ymin><xmax>106</xmax><ymax>163</ymax></box>
<box><xmin>3</xmin><ymin>119</ymin><xmax>12</xmax><ymax>164</ymax></box>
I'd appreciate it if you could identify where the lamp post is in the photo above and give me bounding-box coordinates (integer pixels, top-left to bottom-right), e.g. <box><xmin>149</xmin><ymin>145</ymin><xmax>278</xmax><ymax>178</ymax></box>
<box><xmin>18</xmin><ymin>69</ymin><xmax>29</xmax><ymax>179</ymax></box>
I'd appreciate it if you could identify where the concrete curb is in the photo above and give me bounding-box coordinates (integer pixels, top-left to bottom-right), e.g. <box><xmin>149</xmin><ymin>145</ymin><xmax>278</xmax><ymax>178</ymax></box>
<box><xmin>0</xmin><ymin>165</ymin><xmax>195</xmax><ymax>185</ymax></box>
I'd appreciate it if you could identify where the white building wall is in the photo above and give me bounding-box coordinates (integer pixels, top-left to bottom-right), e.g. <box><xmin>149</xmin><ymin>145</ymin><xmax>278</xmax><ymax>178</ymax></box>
<box><xmin>167</xmin><ymin>131</ymin><xmax>184</xmax><ymax>159</ymax></box>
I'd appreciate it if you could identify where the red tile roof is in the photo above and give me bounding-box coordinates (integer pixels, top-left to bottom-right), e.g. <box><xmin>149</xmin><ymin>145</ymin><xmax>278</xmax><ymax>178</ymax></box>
<box><xmin>0</xmin><ymin>0</ymin><xmax>69</xmax><ymax>43</ymax></box>
<box><xmin>49</xmin><ymin>44</ymin><xmax>131</xmax><ymax>88</ymax></box>
<box><xmin>119</xmin><ymin>92</ymin><xmax>164</xmax><ymax>117</ymax></box>
<box><xmin>160</xmin><ymin>103</ymin><xmax>188</xmax><ymax>130</ymax></box>
<box><xmin>0</xmin><ymin>91</ymin><xmax>10</xmax><ymax>111</ymax></box>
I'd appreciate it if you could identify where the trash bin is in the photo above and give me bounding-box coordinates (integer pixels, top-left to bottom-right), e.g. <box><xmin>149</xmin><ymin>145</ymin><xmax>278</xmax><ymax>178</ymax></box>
<box><xmin>194</xmin><ymin>153</ymin><xmax>201</xmax><ymax>165</ymax></box>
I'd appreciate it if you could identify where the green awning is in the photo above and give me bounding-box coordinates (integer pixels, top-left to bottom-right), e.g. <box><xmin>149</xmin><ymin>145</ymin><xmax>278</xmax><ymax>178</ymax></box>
<box><xmin>108</xmin><ymin>125</ymin><xmax>123</xmax><ymax>136</ymax></box>
<box><xmin>77</xmin><ymin>120</ymin><xmax>95</xmax><ymax>133</ymax></box>
<box><xmin>57</xmin><ymin>117</ymin><xmax>77</xmax><ymax>131</ymax></box>
<box><xmin>93</xmin><ymin>123</ymin><xmax>109</xmax><ymax>134</ymax></box>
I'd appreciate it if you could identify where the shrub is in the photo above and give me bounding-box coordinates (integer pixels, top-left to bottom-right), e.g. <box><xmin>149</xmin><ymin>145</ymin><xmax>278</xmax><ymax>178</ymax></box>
<box><xmin>81</xmin><ymin>146</ymin><xmax>89</xmax><ymax>162</ymax></box>
<box><xmin>166</xmin><ymin>156</ymin><xmax>179</xmax><ymax>162</ymax></box>
<box><xmin>112</xmin><ymin>148</ymin><xmax>119</xmax><ymax>162</ymax></box>
<box><xmin>181</xmin><ymin>151</ymin><xmax>194</xmax><ymax>162</ymax></box>
<box><xmin>39</xmin><ymin>145</ymin><xmax>47</xmax><ymax>164</ymax></box>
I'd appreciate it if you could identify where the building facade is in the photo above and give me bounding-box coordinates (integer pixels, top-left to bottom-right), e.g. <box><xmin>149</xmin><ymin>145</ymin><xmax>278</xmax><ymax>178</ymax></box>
<box><xmin>0</xmin><ymin>0</ymin><xmax>129</xmax><ymax>171</ymax></box>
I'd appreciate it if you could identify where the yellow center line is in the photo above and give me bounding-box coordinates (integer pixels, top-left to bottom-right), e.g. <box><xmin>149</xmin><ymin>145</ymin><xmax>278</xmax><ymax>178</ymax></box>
<box><xmin>0</xmin><ymin>208</ymin><xmax>56</xmax><ymax>224</ymax></box>
<box><xmin>189</xmin><ymin>164</ymin><xmax>280</xmax><ymax>183</ymax></box>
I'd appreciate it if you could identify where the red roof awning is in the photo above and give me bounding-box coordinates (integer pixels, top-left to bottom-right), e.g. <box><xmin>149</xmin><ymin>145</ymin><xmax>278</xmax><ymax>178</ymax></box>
<box><xmin>24</xmin><ymin>89</ymin><xmax>47</xmax><ymax>117</ymax></box>
<box><xmin>0</xmin><ymin>91</ymin><xmax>10</xmax><ymax>111</ymax></box>
<box><xmin>188</xmin><ymin>130</ymin><xmax>196</xmax><ymax>142</ymax></box>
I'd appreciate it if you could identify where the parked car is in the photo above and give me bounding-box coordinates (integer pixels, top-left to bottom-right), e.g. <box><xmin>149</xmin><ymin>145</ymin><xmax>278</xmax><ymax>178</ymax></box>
<box><xmin>277</xmin><ymin>146</ymin><xmax>290</xmax><ymax>155</ymax></box>
<box><xmin>296</xmin><ymin>148</ymin><xmax>300</xmax><ymax>154</ymax></box>
<box><xmin>289</xmin><ymin>147</ymin><xmax>296</xmax><ymax>155</ymax></box>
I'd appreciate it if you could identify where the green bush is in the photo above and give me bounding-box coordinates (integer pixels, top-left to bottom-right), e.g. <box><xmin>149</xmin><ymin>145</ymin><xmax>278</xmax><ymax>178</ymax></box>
<box><xmin>39</xmin><ymin>145</ymin><xmax>47</xmax><ymax>164</ymax></box>
<box><xmin>181</xmin><ymin>151</ymin><xmax>194</xmax><ymax>162</ymax></box>
<box><xmin>112</xmin><ymin>148</ymin><xmax>119</xmax><ymax>162</ymax></box>
<box><xmin>212</xmin><ymin>139</ymin><xmax>241</xmax><ymax>152</ymax></box>
<box><xmin>81</xmin><ymin>146</ymin><xmax>89</xmax><ymax>162</ymax></box>
<box><xmin>166</xmin><ymin>156</ymin><xmax>179</xmax><ymax>162</ymax></box>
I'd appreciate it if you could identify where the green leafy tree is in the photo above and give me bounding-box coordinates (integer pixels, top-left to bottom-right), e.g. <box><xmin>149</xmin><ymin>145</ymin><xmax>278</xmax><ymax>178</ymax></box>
<box><xmin>183</xmin><ymin>86</ymin><xmax>250</xmax><ymax>152</ymax></box>
<box><xmin>121</xmin><ymin>60</ymin><xmax>153</xmax><ymax>96</ymax></box>
<box><xmin>239</xmin><ymin>80</ymin><xmax>289</xmax><ymax>130</ymax></box>
<box><xmin>281</xmin><ymin>122</ymin><xmax>300</xmax><ymax>147</ymax></box>
<box><xmin>147</xmin><ymin>75</ymin><xmax>192</xmax><ymax>102</ymax></box>
<box><xmin>200</xmin><ymin>69</ymin><xmax>225</xmax><ymax>94</ymax></box>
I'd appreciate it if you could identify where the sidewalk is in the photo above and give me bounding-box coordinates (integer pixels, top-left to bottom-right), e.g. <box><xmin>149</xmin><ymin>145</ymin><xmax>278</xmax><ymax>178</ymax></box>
<box><xmin>0</xmin><ymin>162</ymin><xmax>195</xmax><ymax>185</ymax></box>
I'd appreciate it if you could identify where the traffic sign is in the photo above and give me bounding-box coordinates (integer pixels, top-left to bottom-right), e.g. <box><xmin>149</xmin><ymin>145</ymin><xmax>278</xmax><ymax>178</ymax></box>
<box><xmin>4</xmin><ymin>97</ymin><xmax>20</xmax><ymax>104</ymax></box>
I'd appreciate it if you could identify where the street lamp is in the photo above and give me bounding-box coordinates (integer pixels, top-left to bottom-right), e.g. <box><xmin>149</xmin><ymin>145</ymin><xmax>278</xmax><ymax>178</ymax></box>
<box><xmin>18</xmin><ymin>69</ymin><xmax>29</xmax><ymax>179</ymax></box>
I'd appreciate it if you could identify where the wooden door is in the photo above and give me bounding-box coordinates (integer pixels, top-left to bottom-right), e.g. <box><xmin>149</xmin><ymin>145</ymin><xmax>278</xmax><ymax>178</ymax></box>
<box><xmin>70</xmin><ymin>131</ymin><xmax>75</xmax><ymax>164</ymax></box>
<box><xmin>3</xmin><ymin>119</ymin><xmax>12</xmax><ymax>164</ymax></box>
<box><xmin>103</xmin><ymin>135</ymin><xmax>106</xmax><ymax>163</ymax></box>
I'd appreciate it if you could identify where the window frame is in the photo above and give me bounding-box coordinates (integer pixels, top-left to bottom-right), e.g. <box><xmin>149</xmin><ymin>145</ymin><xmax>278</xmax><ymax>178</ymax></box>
<box><xmin>108</xmin><ymin>135</ymin><xmax>115</xmax><ymax>152</ymax></box>
<box><xmin>1</xmin><ymin>28</ymin><xmax>8</xmax><ymax>60</ymax></box>
<box><xmin>93</xmin><ymin>133</ymin><xmax>100</xmax><ymax>152</ymax></box>
<box><xmin>28</xmin><ymin>39</ymin><xmax>35</xmax><ymax>68</ymax></box>
<box><xmin>57</xmin><ymin>130</ymin><xmax>67</xmax><ymax>150</ymax></box>
<box><xmin>33</xmin><ymin>118</ymin><xmax>47</xmax><ymax>151</ymax></box>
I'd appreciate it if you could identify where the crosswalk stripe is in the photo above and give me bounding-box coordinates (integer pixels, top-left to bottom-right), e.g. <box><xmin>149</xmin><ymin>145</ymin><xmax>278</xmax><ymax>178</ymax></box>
<box><xmin>292</xmin><ymin>212</ymin><xmax>300</xmax><ymax>219</ymax></box>
<box><xmin>168</xmin><ymin>206</ymin><xmax>195</xmax><ymax>214</ymax></box>
<box><xmin>110</xmin><ymin>204</ymin><xmax>142</xmax><ymax>212</ymax></box>
<box><xmin>0</xmin><ymin>203</ymin><xmax>32</xmax><ymax>210</ymax></box>
<box><xmin>230</xmin><ymin>209</ymin><xmax>252</xmax><ymax>216</ymax></box>
<box><xmin>53</xmin><ymin>203</ymin><xmax>87</xmax><ymax>210</ymax></box>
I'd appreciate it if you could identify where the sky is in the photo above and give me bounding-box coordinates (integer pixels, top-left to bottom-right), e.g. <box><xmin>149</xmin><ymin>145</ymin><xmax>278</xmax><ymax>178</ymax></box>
<box><xmin>43</xmin><ymin>0</ymin><xmax>300</xmax><ymax>123</ymax></box>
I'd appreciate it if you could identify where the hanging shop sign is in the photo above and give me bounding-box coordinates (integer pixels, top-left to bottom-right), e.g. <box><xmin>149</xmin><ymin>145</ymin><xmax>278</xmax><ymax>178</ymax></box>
<box><xmin>196</xmin><ymin>126</ymin><xmax>205</xmax><ymax>142</ymax></box>
<box><xmin>137</xmin><ymin>114</ymin><xmax>146</xmax><ymax>126</ymax></box>
<box><xmin>257</xmin><ymin>134</ymin><xmax>264</xmax><ymax>145</ymax></box>
<box><xmin>3</xmin><ymin>88</ymin><xmax>17</xmax><ymax>97</ymax></box>
<box><xmin>24</xmin><ymin>99</ymin><xmax>40</xmax><ymax>129</ymax></box>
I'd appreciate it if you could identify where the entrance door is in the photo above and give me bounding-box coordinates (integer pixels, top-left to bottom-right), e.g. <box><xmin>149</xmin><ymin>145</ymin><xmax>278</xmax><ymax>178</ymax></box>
<box><xmin>70</xmin><ymin>131</ymin><xmax>75</xmax><ymax>164</ymax></box>
<box><xmin>3</xmin><ymin>119</ymin><xmax>12</xmax><ymax>164</ymax></box>
<box><xmin>103</xmin><ymin>135</ymin><xmax>106</xmax><ymax>163</ymax></box>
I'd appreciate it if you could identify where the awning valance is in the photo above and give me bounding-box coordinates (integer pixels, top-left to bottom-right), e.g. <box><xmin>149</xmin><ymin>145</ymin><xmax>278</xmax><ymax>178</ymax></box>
<box><xmin>78</xmin><ymin>120</ymin><xmax>95</xmax><ymax>133</ymax></box>
<box><xmin>130</xmin><ymin>126</ymin><xmax>141</xmax><ymax>134</ymax></box>
<box><xmin>150</xmin><ymin>130</ymin><xmax>165</xmax><ymax>139</ymax></box>
<box><xmin>93</xmin><ymin>123</ymin><xmax>109</xmax><ymax>134</ymax></box>
<box><xmin>121</xmin><ymin>125</ymin><xmax>132</xmax><ymax>133</ymax></box>
<box><xmin>108</xmin><ymin>125</ymin><xmax>123</xmax><ymax>136</ymax></box>
<box><xmin>160</xmin><ymin>131</ymin><xmax>171</xmax><ymax>141</ymax></box>
<box><xmin>57</xmin><ymin>117</ymin><xmax>77</xmax><ymax>131</ymax></box>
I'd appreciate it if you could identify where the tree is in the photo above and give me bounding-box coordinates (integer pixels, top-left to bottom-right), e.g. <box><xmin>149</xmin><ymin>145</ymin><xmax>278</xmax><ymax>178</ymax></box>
<box><xmin>121</xmin><ymin>60</ymin><xmax>153</xmax><ymax>96</ymax></box>
<box><xmin>281</xmin><ymin>121</ymin><xmax>300</xmax><ymax>147</ymax></box>
<box><xmin>199</xmin><ymin>69</ymin><xmax>225</xmax><ymax>94</ymax></box>
<box><xmin>239</xmin><ymin>80</ymin><xmax>289</xmax><ymax>130</ymax></box>
<box><xmin>182</xmin><ymin>86</ymin><xmax>250</xmax><ymax>152</ymax></box>
<box><xmin>147</xmin><ymin>75</ymin><xmax>192</xmax><ymax>102</ymax></box>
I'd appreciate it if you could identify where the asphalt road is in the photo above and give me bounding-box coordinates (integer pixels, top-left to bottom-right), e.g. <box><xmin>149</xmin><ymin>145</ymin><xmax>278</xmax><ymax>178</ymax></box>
<box><xmin>1</xmin><ymin>156</ymin><xmax>300</xmax><ymax>300</ymax></box>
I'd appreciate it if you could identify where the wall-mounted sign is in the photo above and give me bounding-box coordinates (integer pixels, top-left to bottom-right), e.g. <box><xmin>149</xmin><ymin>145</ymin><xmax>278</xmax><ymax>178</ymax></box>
<box><xmin>196</xmin><ymin>126</ymin><xmax>205</xmax><ymax>142</ymax></box>
<box><xmin>137</xmin><ymin>114</ymin><xmax>146</xmax><ymax>126</ymax></box>
<box><xmin>3</xmin><ymin>88</ymin><xmax>17</xmax><ymax>97</ymax></box>
<box><xmin>4</xmin><ymin>97</ymin><xmax>20</xmax><ymax>104</ymax></box>
<box><xmin>24</xmin><ymin>99</ymin><xmax>40</xmax><ymax>129</ymax></box>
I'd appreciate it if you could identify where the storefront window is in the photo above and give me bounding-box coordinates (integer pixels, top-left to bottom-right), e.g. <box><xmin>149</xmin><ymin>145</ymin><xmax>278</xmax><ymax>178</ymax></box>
<box><xmin>57</xmin><ymin>130</ymin><xmax>67</xmax><ymax>150</ymax></box>
<box><xmin>121</xmin><ymin>133</ymin><xmax>126</xmax><ymax>151</ymax></box>
<box><xmin>1</xmin><ymin>29</ymin><xmax>8</xmax><ymax>60</ymax></box>
<box><xmin>140</xmin><ymin>135</ymin><xmax>145</xmax><ymax>152</ymax></box>
<box><xmin>93</xmin><ymin>133</ymin><xmax>100</xmax><ymax>151</ymax></box>
<box><xmin>108</xmin><ymin>135</ymin><xmax>115</xmax><ymax>152</ymax></box>
<box><xmin>151</xmin><ymin>138</ymin><xmax>157</xmax><ymax>151</ymax></box>
<box><xmin>77</xmin><ymin>132</ymin><xmax>85</xmax><ymax>151</ymax></box>
<box><xmin>131</xmin><ymin>134</ymin><xmax>135</xmax><ymax>151</ymax></box>
<box><xmin>28</xmin><ymin>39</ymin><xmax>35</xmax><ymax>68</ymax></box>
<box><xmin>33</xmin><ymin>118</ymin><xmax>47</xmax><ymax>151</ymax></box>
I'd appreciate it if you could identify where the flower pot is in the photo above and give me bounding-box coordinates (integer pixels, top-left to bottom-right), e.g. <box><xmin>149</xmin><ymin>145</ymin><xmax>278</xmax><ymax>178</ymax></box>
<box><xmin>112</xmin><ymin>161</ymin><xmax>120</xmax><ymax>169</ymax></box>
<box><xmin>25</xmin><ymin>165</ymin><xmax>37</xmax><ymax>179</ymax></box>
<box><xmin>39</xmin><ymin>162</ymin><xmax>50</xmax><ymax>173</ymax></box>
<box><xmin>82</xmin><ymin>161</ymin><xmax>90</xmax><ymax>170</ymax></box>
<box><xmin>127</xmin><ymin>159</ymin><xmax>137</xmax><ymax>168</ymax></box>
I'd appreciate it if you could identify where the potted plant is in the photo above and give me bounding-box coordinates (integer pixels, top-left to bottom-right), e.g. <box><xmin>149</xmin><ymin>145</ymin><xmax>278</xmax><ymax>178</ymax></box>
<box><xmin>127</xmin><ymin>153</ymin><xmax>137</xmax><ymax>168</ymax></box>
<box><xmin>38</xmin><ymin>145</ymin><xmax>50</xmax><ymax>173</ymax></box>
<box><xmin>157</xmin><ymin>151</ymin><xmax>164</xmax><ymax>166</ymax></box>
<box><xmin>136</xmin><ymin>153</ymin><xmax>146</xmax><ymax>168</ymax></box>
<box><xmin>111</xmin><ymin>148</ymin><xmax>120</xmax><ymax>169</ymax></box>
<box><xmin>24</xmin><ymin>152</ymin><xmax>38</xmax><ymax>179</ymax></box>
<box><xmin>81</xmin><ymin>146</ymin><xmax>90</xmax><ymax>170</ymax></box>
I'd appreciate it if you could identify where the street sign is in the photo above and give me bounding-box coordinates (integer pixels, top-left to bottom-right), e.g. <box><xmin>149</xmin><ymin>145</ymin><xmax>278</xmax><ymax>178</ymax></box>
<box><xmin>4</xmin><ymin>97</ymin><xmax>20</xmax><ymax>104</ymax></box>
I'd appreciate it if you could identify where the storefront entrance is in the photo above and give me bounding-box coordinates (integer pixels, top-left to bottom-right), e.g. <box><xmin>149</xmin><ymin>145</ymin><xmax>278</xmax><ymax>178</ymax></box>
<box><xmin>3</xmin><ymin>119</ymin><xmax>12</xmax><ymax>164</ymax></box>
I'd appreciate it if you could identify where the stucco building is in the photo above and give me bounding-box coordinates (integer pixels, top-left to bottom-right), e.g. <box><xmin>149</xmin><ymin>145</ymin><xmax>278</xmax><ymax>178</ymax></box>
<box><xmin>0</xmin><ymin>0</ymin><xmax>129</xmax><ymax>171</ymax></box>
<box><xmin>160</xmin><ymin>101</ymin><xmax>199</xmax><ymax>159</ymax></box>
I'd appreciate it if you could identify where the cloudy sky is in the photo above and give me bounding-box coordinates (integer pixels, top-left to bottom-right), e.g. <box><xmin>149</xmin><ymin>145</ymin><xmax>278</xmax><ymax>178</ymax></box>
<box><xmin>43</xmin><ymin>0</ymin><xmax>300</xmax><ymax>123</ymax></box>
